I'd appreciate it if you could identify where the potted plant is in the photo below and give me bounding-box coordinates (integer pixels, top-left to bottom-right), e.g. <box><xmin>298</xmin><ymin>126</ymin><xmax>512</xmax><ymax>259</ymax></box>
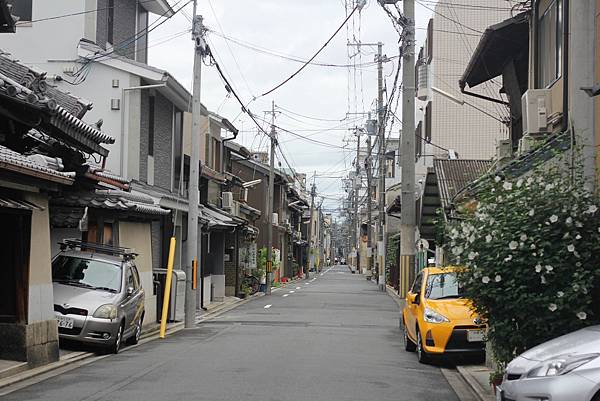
<box><xmin>489</xmin><ymin>367</ymin><xmax>504</xmax><ymax>394</ymax></box>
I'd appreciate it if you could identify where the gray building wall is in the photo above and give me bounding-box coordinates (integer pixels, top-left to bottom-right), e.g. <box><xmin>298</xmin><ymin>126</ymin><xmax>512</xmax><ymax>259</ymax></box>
<box><xmin>96</xmin><ymin>0</ymin><xmax>108</xmax><ymax>48</ymax></box>
<box><xmin>139</xmin><ymin>88</ymin><xmax>150</xmax><ymax>182</ymax></box>
<box><xmin>152</xmin><ymin>92</ymin><xmax>173</xmax><ymax>191</ymax></box>
<box><xmin>95</xmin><ymin>0</ymin><xmax>137</xmax><ymax>59</ymax></box>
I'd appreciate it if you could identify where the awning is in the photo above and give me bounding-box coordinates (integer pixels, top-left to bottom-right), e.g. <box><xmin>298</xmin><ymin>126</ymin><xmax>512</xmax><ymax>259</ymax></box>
<box><xmin>0</xmin><ymin>144</ymin><xmax>75</xmax><ymax>185</ymax></box>
<box><xmin>460</xmin><ymin>12</ymin><xmax>529</xmax><ymax>89</ymax></box>
<box><xmin>0</xmin><ymin>195</ymin><xmax>43</xmax><ymax>210</ymax></box>
<box><xmin>52</xmin><ymin>189</ymin><xmax>170</xmax><ymax>217</ymax></box>
<box><xmin>201</xmin><ymin>206</ymin><xmax>244</xmax><ymax>229</ymax></box>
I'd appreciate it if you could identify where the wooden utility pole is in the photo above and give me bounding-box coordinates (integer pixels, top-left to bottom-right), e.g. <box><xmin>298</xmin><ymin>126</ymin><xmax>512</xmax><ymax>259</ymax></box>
<box><xmin>265</xmin><ymin>100</ymin><xmax>277</xmax><ymax>295</ymax></box>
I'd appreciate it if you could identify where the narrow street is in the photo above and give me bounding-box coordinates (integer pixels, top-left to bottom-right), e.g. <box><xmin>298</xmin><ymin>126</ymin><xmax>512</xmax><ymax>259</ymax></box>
<box><xmin>1</xmin><ymin>265</ymin><xmax>458</xmax><ymax>401</ymax></box>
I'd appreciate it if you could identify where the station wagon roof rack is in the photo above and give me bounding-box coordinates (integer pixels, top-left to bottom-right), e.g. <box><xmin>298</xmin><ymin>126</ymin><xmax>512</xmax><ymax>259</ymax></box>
<box><xmin>59</xmin><ymin>239</ymin><xmax>138</xmax><ymax>260</ymax></box>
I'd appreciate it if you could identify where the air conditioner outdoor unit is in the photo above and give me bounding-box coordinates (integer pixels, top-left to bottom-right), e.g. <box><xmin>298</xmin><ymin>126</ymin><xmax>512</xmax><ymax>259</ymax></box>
<box><xmin>222</xmin><ymin>192</ymin><xmax>233</xmax><ymax>209</ymax></box>
<box><xmin>522</xmin><ymin>89</ymin><xmax>551</xmax><ymax>136</ymax></box>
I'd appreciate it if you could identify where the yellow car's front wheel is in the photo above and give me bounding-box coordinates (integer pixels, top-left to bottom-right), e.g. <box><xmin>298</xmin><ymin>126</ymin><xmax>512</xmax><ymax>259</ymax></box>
<box><xmin>416</xmin><ymin>328</ymin><xmax>431</xmax><ymax>364</ymax></box>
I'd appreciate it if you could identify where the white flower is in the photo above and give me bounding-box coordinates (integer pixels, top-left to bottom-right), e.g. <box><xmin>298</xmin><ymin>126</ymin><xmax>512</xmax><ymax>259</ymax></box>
<box><xmin>577</xmin><ymin>311</ymin><xmax>587</xmax><ymax>320</ymax></box>
<box><xmin>586</xmin><ymin>205</ymin><xmax>598</xmax><ymax>214</ymax></box>
<box><xmin>530</xmin><ymin>243</ymin><xmax>536</xmax><ymax>249</ymax></box>
<box><xmin>535</xmin><ymin>264</ymin><xmax>542</xmax><ymax>273</ymax></box>
<box><xmin>545</xmin><ymin>183</ymin><xmax>554</xmax><ymax>191</ymax></box>
<box><xmin>494</xmin><ymin>176</ymin><xmax>501</xmax><ymax>183</ymax></box>
<box><xmin>494</xmin><ymin>275</ymin><xmax>502</xmax><ymax>282</ymax></box>
<box><xmin>545</xmin><ymin>265</ymin><xmax>554</xmax><ymax>272</ymax></box>
<box><xmin>516</xmin><ymin>179</ymin><xmax>524</xmax><ymax>188</ymax></box>
<box><xmin>548</xmin><ymin>303</ymin><xmax>557</xmax><ymax>312</ymax></box>
<box><xmin>567</xmin><ymin>244</ymin><xmax>575</xmax><ymax>253</ymax></box>
<box><xmin>576</xmin><ymin>221</ymin><xmax>583</xmax><ymax>228</ymax></box>
<box><xmin>557</xmin><ymin>291</ymin><xmax>564</xmax><ymax>298</ymax></box>
<box><xmin>541</xmin><ymin>275</ymin><xmax>547</xmax><ymax>284</ymax></box>
<box><xmin>485</xmin><ymin>234</ymin><xmax>492</xmax><ymax>243</ymax></box>
<box><xmin>549</xmin><ymin>215</ymin><xmax>558</xmax><ymax>223</ymax></box>
<box><xmin>482</xmin><ymin>276</ymin><xmax>490</xmax><ymax>284</ymax></box>
<box><xmin>509</xmin><ymin>241</ymin><xmax>519</xmax><ymax>250</ymax></box>
<box><xmin>526</xmin><ymin>177</ymin><xmax>534</xmax><ymax>185</ymax></box>
<box><xmin>504</xmin><ymin>255</ymin><xmax>512</xmax><ymax>262</ymax></box>
<box><xmin>566</xmin><ymin>217</ymin><xmax>573</xmax><ymax>225</ymax></box>
<box><xmin>455</xmin><ymin>246</ymin><xmax>464</xmax><ymax>256</ymax></box>
<box><xmin>576</xmin><ymin>234</ymin><xmax>582</xmax><ymax>240</ymax></box>
<box><xmin>503</xmin><ymin>182</ymin><xmax>513</xmax><ymax>191</ymax></box>
<box><xmin>468</xmin><ymin>234</ymin><xmax>476</xmax><ymax>243</ymax></box>
<box><xmin>528</xmin><ymin>209</ymin><xmax>535</xmax><ymax>217</ymax></box>
<box><xmin>468</xmin><ymin>251</ymin><xmax>477</xmax><ymax>260</ymax></box>
<box><xmin>519</xmin><ymin>233</ymin><xmax>528</xmax><ymax>242</ymax></box>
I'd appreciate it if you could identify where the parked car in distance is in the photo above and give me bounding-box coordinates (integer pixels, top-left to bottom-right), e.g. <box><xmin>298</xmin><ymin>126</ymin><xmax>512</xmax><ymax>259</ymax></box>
<box><xmin>52</xmin><ymin>240</ymin><xmax>145</xmax><ymax>354</ymax></box>
<box><xmin>402</xmin><ymin>266</ymin><xmax>486</xmax><ymax>363</ymax></box>
<box><xmin>498</xmin><ymin>325</ymin><xmax>600</xmax><ymax>401</ymax></box>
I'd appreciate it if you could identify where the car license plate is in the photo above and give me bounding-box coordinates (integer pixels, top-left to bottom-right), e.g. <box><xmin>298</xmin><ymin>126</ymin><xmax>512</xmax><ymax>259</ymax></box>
<box><xmin>56</xmin><ymin>315</ymin><xmax>74</xmax><ymax>329</ymax></box>
<box><xmin>467</xmin><ymin>329</ymin><xmax>485</xmax><ymax>342</ymax></box>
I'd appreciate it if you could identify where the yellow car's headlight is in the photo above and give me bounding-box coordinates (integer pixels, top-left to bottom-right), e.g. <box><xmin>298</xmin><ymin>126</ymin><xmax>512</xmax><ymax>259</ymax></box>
<box><xmin>423</xmin><ymin>307</ymin><xmax>449</xmax><ymax>324</ymax></box>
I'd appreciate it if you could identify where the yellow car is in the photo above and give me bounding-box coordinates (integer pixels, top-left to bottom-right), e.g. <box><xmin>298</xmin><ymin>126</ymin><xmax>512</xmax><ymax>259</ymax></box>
<box><xmin>402</xmin><ymin>267</ymin><xmax>486</xmax><ymax>363</ymax></box>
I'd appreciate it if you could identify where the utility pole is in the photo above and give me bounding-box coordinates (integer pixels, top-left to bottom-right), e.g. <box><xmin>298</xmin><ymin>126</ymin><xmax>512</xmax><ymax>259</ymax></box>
<box><xmin>376</xmin><ymin>42</ymin><xmax>387</xmax><ymax>291</ymax></box>
<box><xmin>185</xmin><ymin>1</ymin><xmax>203</xmax><ymax>328</ymax></box>
<box><xmin>306</xmin><ymin>175</ymin><xmax>316</xmax><ymax>279</ymax></box>
<box><xmin>365</xmin><ymin>134</ymin><xmax>373</xmax><ymax>280</ymax></box>
<box><xmin>399</xmin><ymin>0</ymin><xmax>416</xmax><ymax>296</ymax></box>
<box><xmin>265</xmin><ymin>100</ymin><xmax>276</xmax><ymax>295</ymax></box>
<box><xmin>354</xmin><ymin>129</ymin><xmax>361</xmax><ymax>274</ymax></box>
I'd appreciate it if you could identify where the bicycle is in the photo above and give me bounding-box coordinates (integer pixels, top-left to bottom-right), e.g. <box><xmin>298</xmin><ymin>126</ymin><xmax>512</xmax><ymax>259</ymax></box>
<box><xmin>241</xmin><ymin>273</ymin><xmax>260</xmax><ymax>295</ymax></box>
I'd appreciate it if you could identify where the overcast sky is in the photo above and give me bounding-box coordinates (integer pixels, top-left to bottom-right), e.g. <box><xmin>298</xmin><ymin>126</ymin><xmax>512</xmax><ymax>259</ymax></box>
<box><xmin>149</xmin><ymin>0</ymin><xmax>432</xmax><ymax>213</ymax></box>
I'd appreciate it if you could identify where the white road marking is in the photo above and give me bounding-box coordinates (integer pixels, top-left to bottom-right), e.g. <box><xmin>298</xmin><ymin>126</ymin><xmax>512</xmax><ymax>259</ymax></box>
<box><xmin>320</xmin><ymin>273</ymin><xmax>324</xmax><ymax>276</ymax></box>
<box><xmin>296</xmin><ymin>286</ymin><xmax>301</xmax><ymax>290</ymax></box>
<box><xmin>282</xmin><ymin>294</ymin><xmax>289</xmax><ymax>297</ymax></box>
<box><xmin>289</xmin><ymin>290</ymin><xmax>295</xmax><ymax>293</ymax></box>
<box><xmin>264</xmin><ymin>304</ymin><xmax>272</xmax><ymax>309</ymax></box>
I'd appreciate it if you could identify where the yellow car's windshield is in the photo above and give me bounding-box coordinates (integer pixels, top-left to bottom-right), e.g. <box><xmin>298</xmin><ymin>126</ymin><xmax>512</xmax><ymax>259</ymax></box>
<box><xmin>424</xmin><ymin>272</ymin><xmax>463</xmax><ymax>300</ymax></box>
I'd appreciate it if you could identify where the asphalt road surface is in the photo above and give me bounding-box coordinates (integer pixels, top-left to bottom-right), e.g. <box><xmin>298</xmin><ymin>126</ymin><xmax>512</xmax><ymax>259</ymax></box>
<box><xmin>1</xmin><ymin>265</ymin><xmax>459</xmax><ymax>401</ymax></box>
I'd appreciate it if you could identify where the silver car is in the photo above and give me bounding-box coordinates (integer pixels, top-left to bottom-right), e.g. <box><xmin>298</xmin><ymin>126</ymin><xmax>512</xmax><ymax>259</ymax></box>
<box><xmin>498</xmin><ymin>325</ymin><xmax>600</xmax><ymax>401</ymax></box>
<box><xmin>52</xmin><ymin>246</ymin><xmax>145</xmax><ymax>354</ymax></box>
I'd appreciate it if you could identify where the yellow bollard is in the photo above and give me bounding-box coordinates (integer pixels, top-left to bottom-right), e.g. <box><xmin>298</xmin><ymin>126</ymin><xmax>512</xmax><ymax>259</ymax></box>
<box><xmin>159</xmin><ymin>237</ymin><xmax>177</xmax><ymax>339</ymax></box>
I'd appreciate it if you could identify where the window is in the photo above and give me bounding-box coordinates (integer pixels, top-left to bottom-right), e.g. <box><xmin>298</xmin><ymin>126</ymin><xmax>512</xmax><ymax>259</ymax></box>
<box><xmin>148</xmin><ymin>96</ymin><xmax>155</xmax><ymax>156</ymax></box>
<box><xmin>7</xmin><ymin>0</ymin><xmax>32</xmax><ymax>23</ymax></box>
<box><xmin>107</xmin><ymin>0</ymin><xmax>114</xmax><ymax>45</ymax></box>
<box><xmin>410</xmin><ymin>272</ymin><xmax>423</xmax><ymax>294</ymax></box>
<box><xmin>537</xmin><ymin>0</ymin><xmax>563</xmax><ymax>88</ymax></box>
<box><xmin>173</xmin><ymin>109</ymin><xmax>183</xmax><ymax>193</ymax></box>
<box><xmin>52</xmin><ymin>256</ymin><xmax>122</xmax><ymax>293</ymax></box>
<box><xmin>425</xmin><ymin>272</ymin><xmax>463</xmax><ymax>300</ymax></box>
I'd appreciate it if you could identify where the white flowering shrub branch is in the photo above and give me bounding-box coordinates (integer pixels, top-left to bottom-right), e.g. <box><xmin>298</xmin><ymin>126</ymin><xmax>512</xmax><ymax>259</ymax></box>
<box><xmin>441</xmin><ymin>160</ymin><xmax>600</xmax><ymax>365</ymax></box>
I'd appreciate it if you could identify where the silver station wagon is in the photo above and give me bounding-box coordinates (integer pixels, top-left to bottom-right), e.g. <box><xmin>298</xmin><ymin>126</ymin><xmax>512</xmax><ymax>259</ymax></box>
<box><xmin>52</xmin><ymin>240</ymin><xmax>145</xmax><ymax>354</ymax></box>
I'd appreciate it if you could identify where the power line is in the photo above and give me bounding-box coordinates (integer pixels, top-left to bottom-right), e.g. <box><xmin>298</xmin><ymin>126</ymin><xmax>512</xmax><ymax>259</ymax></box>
<box><xmin>207</xmin><ymin>29</ymin><xmax>394</xmax><ymax>69</ymax></box>
<box><xmin>260</xmin><ymin>3</ymin><xmax>360</xmax><ymax>98</ymax></box>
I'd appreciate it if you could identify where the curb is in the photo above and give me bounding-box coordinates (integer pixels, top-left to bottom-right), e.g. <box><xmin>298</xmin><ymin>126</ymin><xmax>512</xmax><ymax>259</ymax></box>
<box><xmin>385</xmin><ymin>284</ymin><xmax>405</xmax><ymax>308</ymax></box>
<box><xmin>455</xmin><ymin>365</ymin><xmax>494</xmax><ymax>401</ymax></box>
<box><xmin>0</xmin><ymin>321</ymin><xmax>184</xmax><ymax>392</ymax></box>
<box><xmin>196</xmin><ymin>292</ymin><xmax>265</xmax><ymax>323</ymax></box>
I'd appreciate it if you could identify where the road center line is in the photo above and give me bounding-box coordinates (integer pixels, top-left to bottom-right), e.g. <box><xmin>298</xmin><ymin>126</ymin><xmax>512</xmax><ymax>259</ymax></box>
<box><xmin>264</xmin><ymin>304</ymin><xmax>272</xmax><ymax>309</ymax></box>
<box><xmin>296</xmin><ymin>286</ymin><xmax>301</xmax><ymax>290</ymax></box>
<box><xmin>282</xmin><ymin>294</ymin><xmax>289</xmax><ymax>297</ymax></box>
<box><xmin>289</xmin><ymin>290</ymin><xmax>295</xmax><ymax>293</ymax></box>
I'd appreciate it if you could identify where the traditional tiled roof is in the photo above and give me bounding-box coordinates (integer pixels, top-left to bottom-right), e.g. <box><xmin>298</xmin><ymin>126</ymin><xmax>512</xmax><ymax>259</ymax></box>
<box><xmin>0</xmin><ymin>52</ymin><xmax>113</xmax><ymax>156</ymax></box>
<box><xmin>0</xmin><ymin>144</ymin><xmax>75</xmax><ymax>184</ymax></box>
<box><xmin>52</xmin><ymin>189</ymin><xmax>170</xmax><ymax>217</ymax></box>
<box><xmin>433</xmin><ymin>159</ymin><xmax>493</xmax><ymax>210</ymax></box>
<box><xmin>0</xmin><ymin>51</ymin><xmax>92</xmax><ymax>118</ymax></box>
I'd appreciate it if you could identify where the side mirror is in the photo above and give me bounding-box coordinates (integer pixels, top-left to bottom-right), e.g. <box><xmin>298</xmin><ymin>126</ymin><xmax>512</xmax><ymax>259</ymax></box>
<box><xmin>409</xmin><ymin>292</ymin><xmax>420</xmax><ymax>305</ymax></box>
<box><xmin>127</xmin><ymin>286</ymin><xmax>134</xmax><ymax>296</ymax></box>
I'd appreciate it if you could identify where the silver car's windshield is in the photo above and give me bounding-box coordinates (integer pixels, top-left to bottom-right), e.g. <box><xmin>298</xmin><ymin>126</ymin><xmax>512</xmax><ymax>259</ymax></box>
<box><xmin>52</xmin><ymin>255</ymin><xmax>122</xmax><ymax>293</ymax></box>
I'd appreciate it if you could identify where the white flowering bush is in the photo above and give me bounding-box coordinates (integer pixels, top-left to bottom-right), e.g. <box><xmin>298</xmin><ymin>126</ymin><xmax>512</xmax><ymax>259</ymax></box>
<box><xmin>442</xmin><ymin>162</ymin><xmax>600</xmax><ymax>365</ymax></box>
